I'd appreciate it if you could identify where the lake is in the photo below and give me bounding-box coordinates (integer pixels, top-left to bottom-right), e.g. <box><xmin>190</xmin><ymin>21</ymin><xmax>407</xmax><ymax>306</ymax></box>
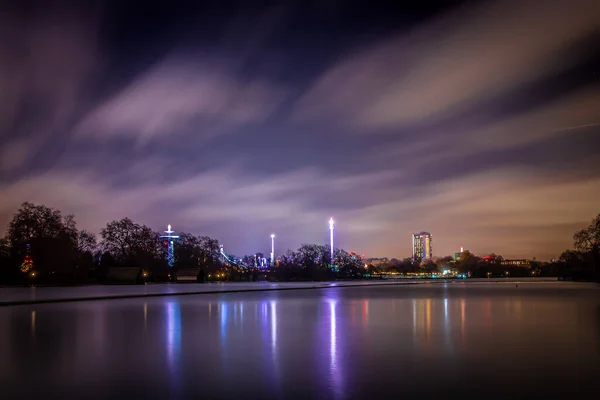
<box><xmin>0</xmin><ymin>281</ymin><xmax>598</xmax><ymax>399</ymax></box>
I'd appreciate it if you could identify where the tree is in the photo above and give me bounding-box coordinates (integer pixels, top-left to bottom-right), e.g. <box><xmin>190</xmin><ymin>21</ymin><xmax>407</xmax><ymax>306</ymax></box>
<box><xmin>0</xmin><ymin>237</ymin><xmax>10</xmax><ymax>260</ymax></box>
<box><xmin>74</xmin><ymin>230</ymin><xmax>97</xmax><ymax>278</ymax></box>
<box><xmin>573</xmin><ymin>214</ymin><xmax>600</xmax><ymax>253</ymax></box>
<box><xmin>436</xmin><ymin>256</ymin><xmax>454</xmax><ymax>271</ymax></box>
<box><xmin>8</xmin><ymin>202</ymin><xmax>65</xmax><ymax>248</ymax></box>
<box><xmin>7</xmin><ymin>202</ymin><xmax>79</xmax><ymax>277</ymax></box>
<box><xmin>198</xmin><ymin>235</ymin><xmax>221</xmax><ymax>267</ymax></box>
<box><xmin>174</xmin><ymin>233</ymin><xmax>202</xmax><ymax>269</ymax></box>
<box><xmin>563</xmin><ymin>214</ymin><xmax>600</xmax><ymax>279</ymax></box>
<box><xmin>455</xmin><ymin>250</ymin><xmax>479</xmax><ymax>273</ymax></box>
<box><xmin>241</xmin><ymin>254</ymin><xmax>257</xmax><ymax>268</ymax></box>
<box><xmin>421</xmin><ymin>260</ymin><xmax>437</xmax><ymax>273</ymax></box>
<box><xmin>0</xmin><ymin>237</ymin><xmax>15</xmax><ymax>281</ymax></box>
<box><xmin>395</xmin><ymin>258</ymin><xmax>416</xmax><ymax>274</ymax></box>
<box><xmin>77</xmin><ymin>230</ymin><xmax>97</xmax><ymax>254</ymax></box>
<box><xmin>335</xmin><ymin>248</ymin><xmax>364</xmax><ymax>278</ymax></box>
<box><xmin>100</xmin><ymin>218</ymin><xmax>162</xmax><ymax>268</ymax></box>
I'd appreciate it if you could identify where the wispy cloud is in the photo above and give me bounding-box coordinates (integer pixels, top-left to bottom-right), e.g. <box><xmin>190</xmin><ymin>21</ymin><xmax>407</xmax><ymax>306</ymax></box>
<box><xmin>338</xmin><ymin>168</ymin><xmax>600</xmax><ymax>259</ymax></box>
<box><xmin>74</xmin><ymin>57</ymin><xmax>288</xmax><ymax>145</ymax></box>
<box><xmin>0</xmin><ymin>1</ymin><xmax>598</xmax><ymax>261</ymax></box>
<box><xmin>0</xmin><ymin>5</ymin><xmax>101</xmax><ymax>171</ymax></box>
<box><xmin>294</xmin><ymin>0</ymin><xmax>600</xmax><ymax>129</ymax></box>
<box><xmin>2</xmin><ymin>159</ymin><xmax>597</xmax><ymax>260</ymax></box>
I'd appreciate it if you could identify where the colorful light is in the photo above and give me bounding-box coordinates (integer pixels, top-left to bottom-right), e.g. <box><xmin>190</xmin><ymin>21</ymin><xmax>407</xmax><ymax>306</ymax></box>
<box><xmin>160</xmin><ymin>224</ymin><xmax>179</xmax><ymax>268</ymax></box>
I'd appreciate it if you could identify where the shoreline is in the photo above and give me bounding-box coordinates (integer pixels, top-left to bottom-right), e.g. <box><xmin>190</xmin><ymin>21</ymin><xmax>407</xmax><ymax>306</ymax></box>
<box><xmin>0</xmin><ymin>277</ymin><xmax>566</xmax><ymax>307</ymax></box>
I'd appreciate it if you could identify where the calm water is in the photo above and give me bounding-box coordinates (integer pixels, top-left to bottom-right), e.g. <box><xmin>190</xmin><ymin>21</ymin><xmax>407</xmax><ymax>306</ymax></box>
<box><xmin>0</xmin><ymin>282</ymin><xmax>599</xmax><ymax>399</ymax></box>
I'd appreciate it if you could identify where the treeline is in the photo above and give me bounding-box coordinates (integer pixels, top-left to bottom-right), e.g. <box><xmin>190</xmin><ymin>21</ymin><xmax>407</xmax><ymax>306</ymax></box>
<box><xmin>0</xmin><ymin>202</ymin><xmax>366</xmax><ymax>284</ymax></box>
<box><xmin>364</xmin><ymin>214</ymin><xmax>600</xmax><ymax>281</ymax></box>
<box><xmin>363</xmin><ymin>253</ymin><xmax>544</xmax><ymax>277</ymax></box>
<box><xmin>557</xmin><ymin>214</ymin><xmax>600</xmax><ymax>281</ymax></box>
<box><xmin>0</xmin><ymin>202</ymin><xmax>187</xmax><ymax>284</ymax></box>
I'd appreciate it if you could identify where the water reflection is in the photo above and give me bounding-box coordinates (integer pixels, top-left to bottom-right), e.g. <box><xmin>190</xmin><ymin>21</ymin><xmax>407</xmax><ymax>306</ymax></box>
<box><xmin>0</xmin><ymin>283</ymin><xmax>598</xmax><ymax>398</ymax></box>
<box><xmin>166</xmin><ymin>301</ymin><xmax>181</xmax><ymax>372</ymax></box>
<box><xmin>484</xmin><ymin>298</ymin><xmax>492</xmax><ymax>326</ymax></box>
<box><xmin>413</xmin><ymin>299</ymin><xmax>434</xmax><ymax>348</ymax></box>
<box><xmin>460</xmin><ymin>298</ymin><xmax>466</xmax><ymax>345</ymax></box>
<box><xmin>443</xmin><ymin>298</ymin><xmax>451</xmax><ymax>348</ymax></box>
<box><xmin>220</xmin><ymin>302</ymin><xmax>228</xmax><ymax>343</ymax></box>
<box><xmin>412</xmin><ymin>299</ymin><xmax>417</xmax><ymax>337</ymax></box>
<box><xmin>270</xmin><ymin>301</ymin><xmax>277</xmax><ymax>355</ymax></box>
<box><xmin>31</xmin><ymin>311</ymin><xmax>36</xmax><ymax>337</ymax></box>
<box><xmin>143</xmin><ymin>303</ymin><xmax>147</xmax><ymax>330</ymax></box>
<box><xmin>426</xmin><ymin>299</ymin><xmax>432</xmax><ymax>342</ymax></box>
<box><xmin>330</xmin><ymin>299</ymin><xmax>337</xmax><ymax>372</ymax></box>
<box><xmin>328</xmin><ymin>298</ymin><xmax>343</xmax><ymax>399</ymax></box>
<box><xmin>444</xmin><ymin>298</ymin><xmax>448</xmax><ymax>323</ymax></box>
<box><xmin>269</xmin><ymin>300</ymin><xmax>280</xmax><ymax>388</ymax></box>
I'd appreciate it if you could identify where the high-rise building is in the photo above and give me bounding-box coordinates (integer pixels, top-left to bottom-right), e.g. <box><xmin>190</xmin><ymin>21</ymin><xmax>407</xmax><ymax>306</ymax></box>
<box><xmin>412</xmin><ymin>232</ymin><xmax>432</xmax><ymax>261</ymax></box>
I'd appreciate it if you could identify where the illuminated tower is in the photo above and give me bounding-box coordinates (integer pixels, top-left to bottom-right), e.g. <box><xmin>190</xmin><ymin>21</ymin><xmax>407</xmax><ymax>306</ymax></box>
<box><xmin>412</xmin><ymin>232</ymin><xmax>432</xmax><ymax>262</ymax></box>
<box><xmin>270</xmin><ymin>234</ymin><xmax>275</xmax><ymax>267</ymax></box>
<box><xmin>160</xmin><ymin>224</ymin><xmax>179</xmax><ymax>267</ymax></box>
<box><xmin>329</xmin><ymin>217</ymin><xmax>335</xmax><ymax>267</ymax></box>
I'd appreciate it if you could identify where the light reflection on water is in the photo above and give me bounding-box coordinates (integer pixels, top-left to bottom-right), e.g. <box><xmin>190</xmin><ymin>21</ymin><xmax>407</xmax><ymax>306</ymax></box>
<box><xmin>0</xmin><ymin>283</ymin><xmax>598</xmax><ymax>398</ymax></box>
<box><xmin>328</xmin><ymin>298</ymin><xmax>343</xmax><ymax>399</ymax></box>
<box><xmin>270</xmin><ymin>300</ymin><xmax>277</xmax><ymax>358</ymax></box>
<box><xmin>31</xmin><ymin>310</ymin><xmax>36</xmax><ymax>336</ymax></box>
<box><xmin>166</xmin><ymin>301</ymin><xmax>181</xmax><ymax>370</ymax></box>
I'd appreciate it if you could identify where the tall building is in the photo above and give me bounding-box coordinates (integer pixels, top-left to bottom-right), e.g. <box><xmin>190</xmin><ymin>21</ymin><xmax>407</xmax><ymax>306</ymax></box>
<box><xmin>412</xmin><ymin>232</ymin><xmax>432</xmax><ymax>261</ymax></box>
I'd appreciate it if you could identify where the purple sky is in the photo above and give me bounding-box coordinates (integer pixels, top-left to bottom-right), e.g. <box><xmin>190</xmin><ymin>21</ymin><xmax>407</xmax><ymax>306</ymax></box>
<box><xmin>1</xmin><ymin>0</ymin><xmax>599</xmax><ymax>260</ymax></box>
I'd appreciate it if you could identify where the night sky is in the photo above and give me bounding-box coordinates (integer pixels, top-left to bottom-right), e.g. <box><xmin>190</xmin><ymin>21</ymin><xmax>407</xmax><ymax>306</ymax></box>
<box><xmin>1</xmin><ymin>0</ymin><xmax>599</xmax><ymax>260</ymax></box>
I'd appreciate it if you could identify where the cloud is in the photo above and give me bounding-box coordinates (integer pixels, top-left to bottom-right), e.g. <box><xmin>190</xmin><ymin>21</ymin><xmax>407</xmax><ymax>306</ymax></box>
<box><xmin>0</xmin><ymin>136</ymin><xmax>44</xmax><ymax>172</ymax></box>
<box><xmin>74</xmin><ymin>58</ymin><xmax>288</xmax><ymax>144</ymax></box>
<box><xmin>294</xmin><ymin>0</ymin><xmax>600</xmax><ymax>128</ymax></box>
<box><xmin>0</xmin><ymin>5</ymin><xmax>101</xmax><ymax>171</ymax></box>
<box><xmin>2</xmin><ymin>159</ymin><xmax>597</xmax><ymax>261</ymax></box>
<box><xmin>464</xmin><ymin>86</ymin><xmax>600</xmax><ymax>151</ymax></box>
<box><xmin>338</xmin><ymin>168</ymin><xmax>600</xmax><ymax>260</ymax></box>
<box><xmin>0</xmin><ymin>164</ymin><xmax>401</xmax><ymax>253</ymax></box>
<box><xmin>1</xmin><ymin>1</ymin><xmax>598</xmax><ymax>262</ymax></box>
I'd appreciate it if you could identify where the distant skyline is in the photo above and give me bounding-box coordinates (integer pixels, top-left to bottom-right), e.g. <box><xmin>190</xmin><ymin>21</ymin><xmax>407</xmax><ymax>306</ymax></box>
<box><xmin>1</xmin><ymin>0</ymin><xmax>600</xmax><ymax>260</ymax></box>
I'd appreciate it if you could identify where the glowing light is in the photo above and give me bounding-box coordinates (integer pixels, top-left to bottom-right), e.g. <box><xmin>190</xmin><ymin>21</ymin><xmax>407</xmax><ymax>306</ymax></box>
<box><xmin>220</xmin><ymin>302</ymin><xmax>228</xmax><ymax>342</ymax></box>
<box><xmin>160</xmin><ymin>224</ymin><xmax>179</xmax><ymax>268</ymax></box>
<box><xmin>270</xmin><ymin>234</ymin><xmax>275</xmax><ymax>267</ymax></box>
<box><xmin>329</xmin><ymin>298</ymin><xmax>343</xmax><ymax>397</ymax></box>
<box><xmin>330</xmin><ymin>299</ymin><xmax>337</xmax><ymax>367</ymax></box>
<box><xmin>329</xmin><ymin>217</ymin><xmax>335</xmax><ymax>267</ymax></box>
<box><xmin>166</xmin><ymin>302</ymin><xmax>181</xmax><ymax>372</ymax></box>
<box><xmin>270</xmin><ymin>301</ymin><xmax>277</xmax><ymax>353</ymax></box>
<box><xmin>31</xmin><ymin>311</ymin><xmax>36</xmax><ymax>335</ymax></box>
<box><xmin>444</xmin><ymin>298</ymin><xmax>448</xmax><ymax>321</ymax></box>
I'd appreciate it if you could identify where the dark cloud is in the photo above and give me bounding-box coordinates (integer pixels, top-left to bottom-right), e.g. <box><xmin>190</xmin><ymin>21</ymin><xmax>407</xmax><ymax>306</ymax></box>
<box><xmin>1</xmin><ymin>0</ymin><xmax>599</xmax><ymax>260</ymax></box>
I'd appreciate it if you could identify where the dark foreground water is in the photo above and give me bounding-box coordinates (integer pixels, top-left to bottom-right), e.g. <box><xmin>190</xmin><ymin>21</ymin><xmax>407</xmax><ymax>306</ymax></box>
<box><xmin>0</xmin><ymin>282</ymin><xmax>599</xmax><ymax>399</ymax></box>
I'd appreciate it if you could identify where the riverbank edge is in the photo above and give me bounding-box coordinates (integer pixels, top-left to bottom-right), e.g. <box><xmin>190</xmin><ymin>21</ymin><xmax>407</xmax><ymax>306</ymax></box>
<box><xmin>0</xmin><ymin>278</ymin><xmax>567</xmax><ymax>307</ymax></box>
